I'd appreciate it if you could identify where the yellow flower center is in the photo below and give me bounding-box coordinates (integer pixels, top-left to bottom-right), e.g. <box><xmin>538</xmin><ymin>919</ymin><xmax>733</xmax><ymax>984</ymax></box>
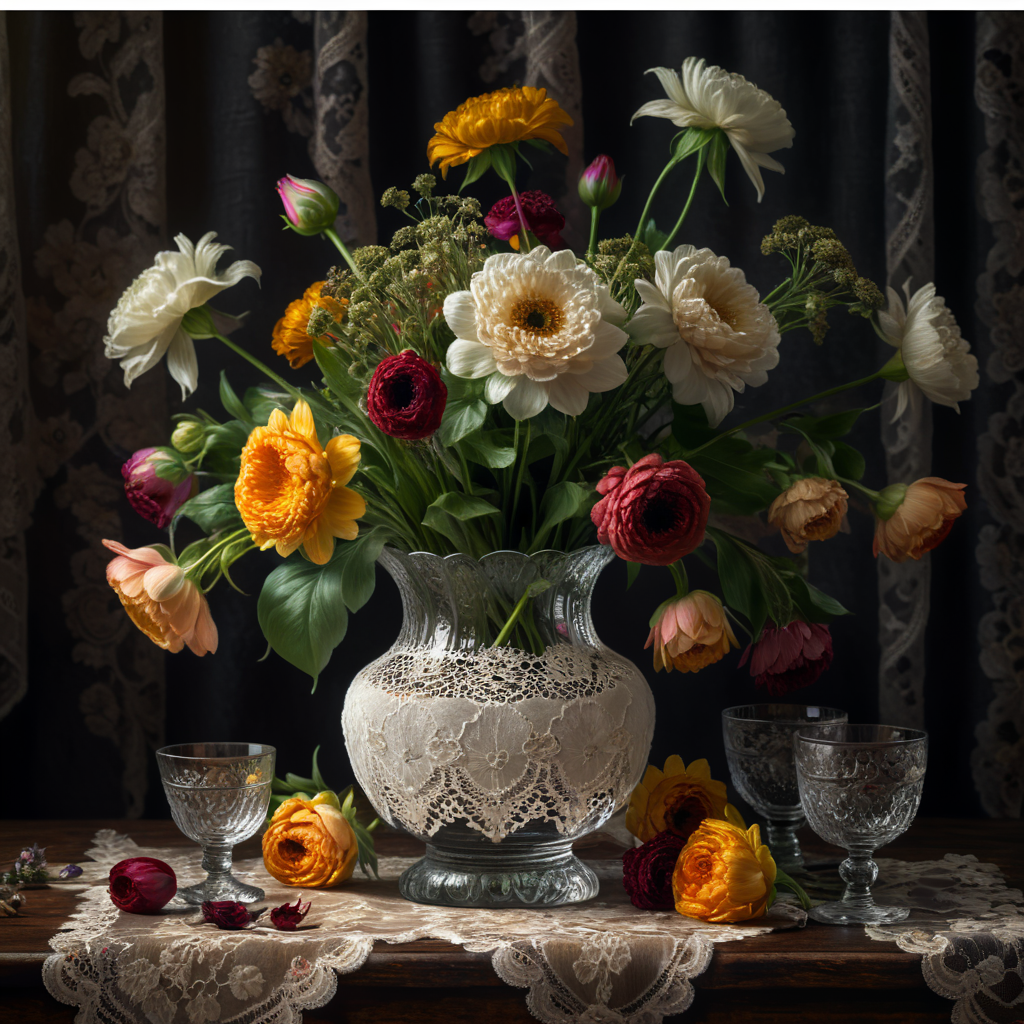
<box><xmin>509</xmin><ymin>296</ymin><xmax>564</xmax><ymax>336</ymax></box>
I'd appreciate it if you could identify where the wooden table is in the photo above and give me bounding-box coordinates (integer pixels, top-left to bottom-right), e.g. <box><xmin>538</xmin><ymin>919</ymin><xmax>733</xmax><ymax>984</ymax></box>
<box><xmin>1</xmin><ymin>819</ymin><xmax>1021</xmax><ymax>1023</ymax></box>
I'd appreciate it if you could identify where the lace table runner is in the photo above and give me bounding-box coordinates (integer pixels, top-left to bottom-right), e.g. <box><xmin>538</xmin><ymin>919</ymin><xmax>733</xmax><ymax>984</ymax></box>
<box><xmin>42</xmin><ymin>830</ymin><xmax>806</xmax><ymax>1024</ymax></box>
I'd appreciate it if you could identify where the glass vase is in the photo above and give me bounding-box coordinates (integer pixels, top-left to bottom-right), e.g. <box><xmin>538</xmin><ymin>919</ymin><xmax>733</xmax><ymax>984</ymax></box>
<box><xmin>342</xmin><ymin>546</ymin><xmax>655</xmax><ymax>908</ymax></box>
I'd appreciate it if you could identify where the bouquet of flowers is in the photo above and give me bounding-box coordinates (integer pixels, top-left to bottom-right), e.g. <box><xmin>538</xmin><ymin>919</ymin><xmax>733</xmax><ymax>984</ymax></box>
<box><xmin>102</xmin><ymin>58</ymin><xmax>978</xmax><ymax>691</ymax></box>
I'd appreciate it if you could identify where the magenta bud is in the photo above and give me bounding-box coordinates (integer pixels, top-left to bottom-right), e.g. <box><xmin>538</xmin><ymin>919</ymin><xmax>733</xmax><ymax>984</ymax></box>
<box><xmin>122</xmin><ymin>447</ymin><xmax>196</xmax><ymax>530</ymax></box>
<box><xmin>276</xmin><ymin>174</ymin><xmax>340</xmax><ymax>236</ymax></box>
<box><xmin>108</xmin><ymin>857</ymin><xmax>177</xmax><ymax>914</ymax></box>
<box><xmin>578</xmin><ymin>155</ymin><xmax>622</xmax><ymax>211</ymax></box>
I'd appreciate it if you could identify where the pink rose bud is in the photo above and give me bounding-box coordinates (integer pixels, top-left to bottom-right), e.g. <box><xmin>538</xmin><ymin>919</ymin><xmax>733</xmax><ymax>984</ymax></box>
<box><xmin>578</xmin><ymin>155</ymin><xmax>622</xmax><ymax>211</ymax></box>
<box><xmin>270</xmin><ymin>897</ymin><xmax>311</xmax><ymax>931</ymax></box>
<box><xmin>108</xmin><ymin>857</ymin><xmax>177</xmax><ymax>914</ymax></box>
<box><xmin>202</xmin><ymin>900</ymin><xmax>257</xmax><ymax>929</ymax></box>
<box><xmin>277</xmin><ymin>174</ymin><xmax>340</xmax><ymax>236</ymax></box>
<box><xmin>122</xmin><ymin>447</ymin><xmax>196</xmax><ymax>529</ymax></box>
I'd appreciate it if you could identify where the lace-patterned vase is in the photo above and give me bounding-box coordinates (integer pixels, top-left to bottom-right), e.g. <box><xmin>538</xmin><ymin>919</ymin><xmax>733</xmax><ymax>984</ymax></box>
<box><xmin>342</xmin><ymin>546</ymin><xmax>655</xmax><ymax>909</ymax></box>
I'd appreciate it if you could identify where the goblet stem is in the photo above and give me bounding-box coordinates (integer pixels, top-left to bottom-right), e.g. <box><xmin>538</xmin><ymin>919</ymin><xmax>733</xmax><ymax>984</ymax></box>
<box><xmin>201</xmin><ymin>845</ymin><xmax>235</xmax><ymax>886</ymax></box>
<box><xmin>765</xmin><ymin>819</ymin><xmax>805</xmax><ymax>871</ymax></box>
<box><xmin>837</xmin><ymin>849</ymin><xmax>879</xmax><ymax>912</ymax></box>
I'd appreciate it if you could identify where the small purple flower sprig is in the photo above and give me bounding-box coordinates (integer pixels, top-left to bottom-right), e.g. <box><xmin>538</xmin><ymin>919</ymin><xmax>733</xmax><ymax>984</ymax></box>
<box><xmin>1</xmin><ymin>844</ymin><xmax>83</xmax><ymax>885</ymax></box>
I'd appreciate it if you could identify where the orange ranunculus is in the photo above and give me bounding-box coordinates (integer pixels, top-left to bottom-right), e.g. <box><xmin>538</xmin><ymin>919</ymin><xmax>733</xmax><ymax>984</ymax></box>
<box><xmin>873</xmin><ymin>477</ymin><xmax>966</xmax><ymax>562</ymax></box>
<box><xmin>673</xmin><ymin>819</ymin><xmax>777</xmax><ymax>923</ymax></box>
<box><xmin>262</xmin><ymin>796</ymin><xmax>357</xmax><ymax>888</ymax></box>
<box><xmin>271</xmin><ymin>281</ymin><xmax>348</xmax><ymax>369</ymax></box>
<box><xmin>234</xmin><ymin>400</ymin><xmax>365</xmax><ymax>565</ymax></box>
<box><xmin>767</xmin><ymin>477</ymin><xmax>849</xmax><ymax>554</ymax></box>
<box><xmin>626</xmin><ymin>755</ymin><xmax>744</xmax><ymax>844</ymax></box>
<box><xmin>427</xmin><ymin>86</ymin><xmax>573</xmax><ymax>179</ymax></box>
<box><xmin>103</xmin><ymin>540</ymin><xmax>217</xmax><ymax>656</ymax></box>
<box><xmin>645</xmin><ymin>591</ymin><xmax>739</xmax><ymax>674</ymax></box>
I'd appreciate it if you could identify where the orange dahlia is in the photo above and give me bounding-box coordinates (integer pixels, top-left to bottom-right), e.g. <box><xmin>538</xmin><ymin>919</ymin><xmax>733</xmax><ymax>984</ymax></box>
<box><xmin>427</xmin><ymin>86</ymin><xmax>573</xmax><ymax>179</ymax></box>
<box><xmin>235</xmin><ymin>400</ymin><xmax>365</xmax><ymax>565</ymax></box>
<box><xmin>271</xmin><ymin>281</ymin><xmax>348</xmax><ymax>369</ymax></box>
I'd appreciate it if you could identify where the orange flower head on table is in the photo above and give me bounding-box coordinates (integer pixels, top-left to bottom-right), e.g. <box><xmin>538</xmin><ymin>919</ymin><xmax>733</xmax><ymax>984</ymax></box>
<box><xmin>427</xmin><ymin>86</ymin><xmax>573</xmax><ymax>178</ymax></box>
<box><xmin>272</xmin><ymin>281</ymin><xmax>348</xmax><ymax>369</ymax></box>
<box><xmin>262</xmin><ymin>795</ymin><xmax>358</xmax><ymax>888</ymax></box>
<box><xmin>235</xmin><ymin>399</ymin><xmax>365</xmax><ymax>565</ymax></box>
<box><xmin>672</xmin><ymin>819</ymin><xmax>777</xmax><ymax>923</ymax></box>
<box><xmin>626</xmin><ymin>755</ymin><xmax>744</xmax><ymax>843</ymax></box>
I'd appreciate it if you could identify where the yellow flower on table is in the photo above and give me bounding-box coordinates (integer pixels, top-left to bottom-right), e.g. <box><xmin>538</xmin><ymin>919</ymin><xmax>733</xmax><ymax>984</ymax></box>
<box><xmin>262</xmin><ymin>796</ymin><xmax>358</xmax><ymax>888</ymax></box>
<box><xmin>626</xmin><ymin>755</ymin><xmax>744</xmax><ymax>843</ymax></box>
<box><xmin>235</xmin><ymin>399</ymin><xmax>365</xmax><ymax>565</ymax></box>
<box><xmin>427</xmin><ymin>86</ymin><xmax>573</xmax><ymax>178</ymax></box>
<box><xmin>271</xmin><ymin>281</ymin><xmax>348</xmax><ymax>370</ymax></box>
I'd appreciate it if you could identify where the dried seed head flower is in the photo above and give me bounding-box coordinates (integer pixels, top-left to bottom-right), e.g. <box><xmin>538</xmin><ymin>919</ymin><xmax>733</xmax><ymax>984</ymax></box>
<box><xmin>380</xmin><ymin>187</ymin><xmax>411</xmax><ymax>210</ymax></box>
<box><xmin>412</xmin><ymin>173</ymin><xmax>436</xmax><ymax>198</ymax></box>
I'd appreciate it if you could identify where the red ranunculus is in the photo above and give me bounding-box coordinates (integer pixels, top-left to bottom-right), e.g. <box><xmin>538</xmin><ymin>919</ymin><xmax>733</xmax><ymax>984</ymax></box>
<box><xmin>485</xmin><ymin>191</ymin><xmax>566</xmax><ymax>250</ymax></box>
<box><xmin>739</xmin><ymin>621</ymin><xmax>834</xmax><ymax>695</ymax></box>
<box><xmin>202</xmin><ymin>900</ymin><xmax>256</xmax><ymax>929</ymax></box>
<box><xmin>591</xmin><ymin>454</ymin><xmax>710</xmax><ymax>565</ymax></box>
<box><xmin>122</xmin><ymin>447</ymin><xmax>196</xmax><ymax>529</ymax></box>
<box><xmin>366</xmin><ymin>350</ymin><xmax>447</xmax><ymax>440</ymax></box>
<box><xmin>270</xmin><ymin>897</ymin><xmax>311</xmax><ymax>931</ymax></box>
<box><xmin>108</xmin><ymin>857</ymin><xmax>177</xmax><ymax>914</ymax></box>
<box><xmin>622</xmin><ymin>831</ymin><xmax>686</xmax><ymax>910</ymax></box>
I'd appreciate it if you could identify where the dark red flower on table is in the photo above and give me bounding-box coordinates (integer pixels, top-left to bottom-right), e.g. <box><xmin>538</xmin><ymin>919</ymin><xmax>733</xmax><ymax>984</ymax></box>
<box><xmin>122</xmin><ymin>447</ymin><xmax>196</xmax><ymax>529</ymax></box>
<box><xmin>270</xmin><ymin>897</ymin><xmax>311</xmax><ymax>931</ymax></box>
<box><xmin>108</xmin><ymin>857</ymin><xmax>177</xmax><ymax>914</ymax></box>
<box><xmin>622</xmin><ymin>831</ymin><xmax>686</xmax><ymax>911</ymax></box>
<box><xmin>366</xmin><ymin>350</ymin><xmax>447</xmax><ymax>440</ymax></box>
<box><xmin>591</xmin><ymin>454</ymin><xmax>710</xmax><ymax>565</ymax></box>
<box><xmin>739</xmin><ymin>621</ymin><xmax>834</xmax><ymax>696</ymax></box>
<box><xmin>485</xmin><ymin>191</ymin><xmax>566</xmax><ymax>250</ymax></box>
<box><xmin>202</xmin><ymin>900</ymin><xmax>256</xmax><ymax>930</ymax></box>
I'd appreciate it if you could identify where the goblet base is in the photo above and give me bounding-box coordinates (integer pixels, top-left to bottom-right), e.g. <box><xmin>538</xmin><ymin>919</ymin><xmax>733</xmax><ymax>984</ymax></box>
<box><xmin>808</xmin><ymin>901</ymin><xmax>910</xmax><ymax>926</ymax></box>
<box><xmin>174</xmin><ymin>875</ymin><xmax>266</xmax><ymax>906</ymax></box>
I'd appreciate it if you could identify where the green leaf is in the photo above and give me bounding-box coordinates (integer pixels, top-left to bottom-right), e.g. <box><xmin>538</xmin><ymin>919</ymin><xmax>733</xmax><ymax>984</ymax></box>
<box><xmin>626</xmin><ymin>561</ymin><xmax>642</xmax><ymax>590</ymax></box>
<box><xmin>709</xmin><ymin>528</ymin><xmax>792</xmax><ymax>637</ymax></box>
<box><xmin>424</xmin><ymin>491</ymin><xmax>500</xmax><ymax>523</ymax></box>
<box><xmin>346</xmin><ymin>809</ymin><xmax>380</xmax><ymax>879</ymax></box>
<box><xmin>783</xmin><ymin>572</ymin><xmax>851</xmax><ymax>624</ymax></box>
<box><xmin>706</xmin><ymin>130</ymin><xmax>730</xmax><ymax>204</ymax></box>
<box><xmin>831</xmin><ymin>440</ymin><xmax>866</xmax><ymax>481</ymax></box>
<box><xmin>201</xmin><ymin>420</ymin><xmax>250</xmax><ymax>475</ymax></box>
<box><xmin>460</xmin><ymin>150</ymin><xmax>493</xmax><ymax>191</ymax></box>
<box><xmin>340</xmin><ymin>527</ymin><xmax>388</xmax><ymax>614</ymax></box>
<box><xmin>313</xmin><ymin>340</ymin><xmax>363</xmax><ymax>399</ymax></box>
<box><xmin>488</xmin><ymin>143</ymin><xmax>518</xmax><ymax>185</ymax></box>
<box><xmin>536</xmin><ymin>481</ymin><xmax>589</xmax><ymax>539</ymax></box>
<box><xmin>672</xmin><ymin>126</ymin><xmax>717</xmax><ymax>162</ymax></box>
<box><xmin>786</xmin><ymin>407</ymin><xmax>867</xmax><ymax>440</ymax></box>
<box><xmin>641</xmin><ymin>218</ymin><xmax>669</xmax><ymax>254</ymax></box>
<box><xmin>285</xmin><ymin>773</ymin><xmax>317</xmax><ymax>791</ymax></box>
<box><xmin>173</xmin><ymin>483</ymin><xmax>244</xmax><ymax>533</ymax></box>
<box><xmin>438</xmin><ymin>398</ymin><xmax>488</xmax><ymax>445</ymax></box>
<box><xmin>244</xmin><ymin>386</ymin><xmax>291</xmax><ymax>426</ymax></box>
<box><xmin>220</xmin><ymin>371</ymin><xmax>254</xmax><ymax>426</ymax></box>
<box><xmin>459</xmin><ymin>430</ymin><xmax>517</xmax><ymax>469</ymax></box>
<box><xmin>311</xmin><ymin>746</ymin><xmax>328</xmax><ymax>793</ymax></box>
<box><xmin>689</xmin><ymin>448</ymin><xmax>779</xmax><ymax>516</ymax></box>
<box><xmin>523</xmin><ymin>138</ymin><xmax>553</xmax><ymax>153</ymax></box>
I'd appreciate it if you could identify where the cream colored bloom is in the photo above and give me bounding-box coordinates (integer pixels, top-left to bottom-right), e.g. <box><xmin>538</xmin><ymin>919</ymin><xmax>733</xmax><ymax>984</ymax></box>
<box><xmin>632</xmin><ymin>58</ymin><xmax>794</xmax><ymax>202</ymax></box>
<box><xmin>768</xmin><ymin>477</ymin><xmax>849</xmax><ymax>554</ymax></box>
<box><xmin>442</xmin><ymin>246</ymin><xmax>628</xmax><ymax>420</ymax></box>
<box><xmin>878</xmin><ymin>280</ymin><xmax>979</xmax><ymax>421</ymax></box>
<box><xmin>104</xmin><ymin>232</ymin><xmax>261</xmax><ymax>398</ymax></box>
<box><xmin>629</xmin><ymin>245</ymin><xmax>780</xmax><ymax>427</ymax></box>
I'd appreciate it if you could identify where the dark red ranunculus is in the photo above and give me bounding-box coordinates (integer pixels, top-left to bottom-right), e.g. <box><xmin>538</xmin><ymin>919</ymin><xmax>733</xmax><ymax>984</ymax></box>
<box><xmin>270</xmin><ymin>897</ymin><xmax>311</xmax><ymax>931</ymax></box>
<box><xmin>485</xmin><ymin>191</ymin><xmax>566</xmax><ymax>250</ymax></box>
<box><xmin>591</xmin><ymin>454</ymin><xmax>710</xmax><ymax>565</ymax></box>
<box><xmin>622</xmin><ymin>831</ymin><xmax>686</xmax><ymax>911</ymax></box>
<box><xmin>202</xmin><ymin>900</ymin><xmax>256</xmax><ymax>929</ymax></box>
<box><xmin>739</xmin><ymin>621</ymin><xmax>834</xmax><ymax>696</ymax></box>
<box><xmin>366</xmin><ymin>350</ymin><xmax>447</xmax><ymax>440</ymax></box>
<box><xmin>108</xmin><ymin>857</ymin><xmax>177</xmax><ymax>914</ymax></box>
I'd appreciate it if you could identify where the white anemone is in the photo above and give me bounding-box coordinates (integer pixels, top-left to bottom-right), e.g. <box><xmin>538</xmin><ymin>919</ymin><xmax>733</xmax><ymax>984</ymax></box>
<box><xmin>442</xmin><ymin>246</ymin><xmax>628</xmax><ymax>420</ymax></box>
<box><xmin>878</xmin><ymin>279</ymin><xmax>979</xmax><ymax>421</ymax></box>
<box><xmin>629</xmin><ymin>245</ymin><xmax>780</xmax><ymax>428</ymax></box>
<box><xmin>103</xmin><ymin>232</ymin><xmax>261</xmax><ymax>398</ymax></box>
<box><xmin>632</xmin><ymin>57</ymin><xmax>795</xmax><ymax>203</ymax></box>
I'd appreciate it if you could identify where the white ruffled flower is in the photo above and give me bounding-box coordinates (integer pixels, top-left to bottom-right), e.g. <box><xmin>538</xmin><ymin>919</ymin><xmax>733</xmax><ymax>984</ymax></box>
<box><xmin>103</xmin><ymin>232</ymin><xmax>261</xmax><ymax>399</ymax></box>
<box><xmin>878</xmin><ymin>279</ymin><xmax>979</xmax><ymax>421</ymax></box>
<box><xmin>632</xmin><ymin>58</ymin><xmax>795</xmax><ymax>202</ymax></box>
<box><xmin>443</xmin><ymin>246</ymin><xmax>628</xmax><ymax>421</ymax></box>
<box><xmin>628</xmin><ymin>245</ymin><xmax>780</xmax><ymax>427</ymax></box>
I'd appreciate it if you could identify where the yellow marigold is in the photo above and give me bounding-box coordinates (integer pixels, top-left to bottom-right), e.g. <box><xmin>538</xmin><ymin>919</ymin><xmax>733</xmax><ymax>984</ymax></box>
<box><xmin>271</xmin><ymin>281</ymin><xmax>348</xmax><ymax>369</ymax></box>
<box><xmin>235</xmin><ymin>399</ymin><xmax>365</xmax><ymax>565</ymax></box>
<box><xmin>672</xmin><ymin>819</ymin><xmax>777</xmax><ymax>923</ymax></box>
<box><xmin>427</xmin><ymin>86</ymin><xmax>573</xmax><ymax>179</ymax></box>
<box><xmin>626</xmin><ymin>755</ymin><xmax>745</xmax><ymax>843</ymax></box>
<box><xmin>262</xmin><ymin>795</ymin><xmax>357</xmax><ymax>888</ymax></box>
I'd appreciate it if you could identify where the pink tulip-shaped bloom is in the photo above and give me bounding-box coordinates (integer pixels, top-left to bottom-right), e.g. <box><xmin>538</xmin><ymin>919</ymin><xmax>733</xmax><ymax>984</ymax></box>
<box><xmin>484</xmin><ymin>191</ymin><xmax>566</xmax><ymax>250</ymax></box>
<box><xmin>122</xmin><ymin>448</ymin><xmax>196</xmax><ymax>529</ymax></box>
<box><xmin>277</xmin><ymin>174</ymin><xmax>340</xmax><ymax>235</ymax></box>
<box><xmin>646</xmin><ymin>591</ymin><xmax>738</xmax><ymax>674</ymax></box>
<box><xmin>739</xmin><ymin>621</ymin><xmax>833</xmax><ymax>696</ymax></box>
<box><xmin>103</xmin><ymin>540</ymin><xmax>218</xmax><ymax>656</ymax></box>
<box><xmin>578</xmin><ymin>155</ymin><xmax>622</xmax><ymax>211</ymax></box>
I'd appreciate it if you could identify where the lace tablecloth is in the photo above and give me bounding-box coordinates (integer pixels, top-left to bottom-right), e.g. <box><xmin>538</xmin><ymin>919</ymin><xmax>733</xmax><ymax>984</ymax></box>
<box><xmin>41</xmin><ymin>831</ymin><xmax>1024</xmax><ymax>1024</ymax></box>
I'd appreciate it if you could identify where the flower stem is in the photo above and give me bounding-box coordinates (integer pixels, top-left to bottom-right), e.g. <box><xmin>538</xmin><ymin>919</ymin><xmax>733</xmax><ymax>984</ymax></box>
<box><xmin>633</xmin><ymin>155</ymin><xmax>680</xmax><ymax>242</ymax></box>
<box><xmin>836</xmin><ymin>476</ymin><xmax>881</xmax><ymax>501</ymax></box>
<box><xmin>660</xmin><ymin>150</ymin><xmax>705</xmax><ymax>251</ymax></box>
<box><xmin>774</xmin><ymin>868</ymin><xmax>813</xmax><ymax>911</ymax></box>
<box><xmin>214</xmin><ymin>333</ymin><xmax>294</xmax><ymax>395</ymax></box>
<box><xmin>508</xmin><ymin>179</ymin><xmax>533</xmax><ymax>253</ymax></box>
<box><xmin>324</xmin><ymin>227</ymin><xmax>364</xmax><ymax>280</ymax></box>
<box><xmin>493</xmin><ymin>588</ymin><xmax>533</xmax><ymax>647</ymax></box>
<box><xmin>668</xmin><ymin>560</ymin><xmax>689</xmax><ymax>597</ymax></box>
<box><xmin>587</xmin><ymin>206</ymin><xmax>601</xmax><ymax>256</ymax></box>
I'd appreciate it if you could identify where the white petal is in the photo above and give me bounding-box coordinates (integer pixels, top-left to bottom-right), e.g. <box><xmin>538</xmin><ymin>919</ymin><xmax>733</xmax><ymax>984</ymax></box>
<box><xmin>597</xmin><ymin>288</ymin><xmax>628</xmax><ymax>328</ymax></box>
<box><xmin>546</xmin><ymin>376</ymin><xmax>590</xmax><ymax>416</ymax></box>
<box><xmin>648</xmin><ymin>65</ymin><xmax>690</xmax><ymax>107</ymax></box>
<box><xmin>627</xmin><ymin>305</ymin><xmax>679</xmax><ymax>348</ymax></box>
<box><xmin>633</xmin><ymin>278</ymin><xmax>671</xmax><ymax>313</ymax></box>
<box><xmin>165</xmin><ymin>328</ymin><xmax>199</xmax><ymax>399</ymax></box>
<box><xmin>484</xmin><ymin>372</ymin><xmax>517</xmax><ymax>404</ymax></box>
<box><xmin>442</xmin><ymin>291</ymin><xmax>480</xmax><ymax>343</ymax></box>
<box><xmin>700</xmin><ymin>380</ymin><xmax>735</xmax><ymax>428</ymax></box>
<box><xmin>446</xmin><ymin>339</ymin><xmax>496</xmax><ymax>379</ymax></box>
<box><xmin>631</xmin><ymin>99</ymin><xmax>694</xmax><ymax>126</ymax></box>
<box><xmin>891</xmin><ymin>381</ymin><xmax>911</xmax><ymax>423</ymax></box>
<box><xmin>571</xmin><ymin>354</ymin><xmax>628</xmax><ymax>393</ymax></box>
<box><xmin>502</xmin><ymin>378</ymin><xmax>550</xmax><ymax>420</ymax></box>
<box><xmin>587</xmin><ymin>319</ymin><xmax>629</xmax><ymax>360</ymax></box>
<box><xmin>728</xmin><ymin>136</ymin><xmax>767</xmax><ymax>202</ymax></box>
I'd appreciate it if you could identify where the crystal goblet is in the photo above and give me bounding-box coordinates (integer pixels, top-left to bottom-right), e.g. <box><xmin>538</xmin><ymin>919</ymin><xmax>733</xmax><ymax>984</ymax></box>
<box><xmin>795</xmin><ymin>724</ymin><xmax>927</xmax><ymax>925</ymax></box>
<box><xmin>156</xmin><ymin>742</ymin><xmax>275</xmax><ymax>905</ymax></box>
<box><xmin>722</xmin><ymin>704</ymin><xmax>848</xmax><ymax>870</ymax></box>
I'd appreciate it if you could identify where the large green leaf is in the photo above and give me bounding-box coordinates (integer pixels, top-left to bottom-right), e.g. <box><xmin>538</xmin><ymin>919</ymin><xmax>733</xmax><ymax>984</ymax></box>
<box><xmin>219</xmin><ymin>371</ymin><xmax>254</xmax><ymax>426</ymax></box>
<box><xmin>786</xmin><ymin>407</ymin><xmax>867</xmax><ymax>440</ymax></box>
<box><xmin>689</xmin><ymin>448</ymin><xmax>779</xmax><ymax>516</ymax></box>
<box><xmin>173</xmin><ymin>483</ymin><xmax>243</xmax><ymax>533</ymax></box>
<box><xmin>706</xmin><ymin>130</ymin><xmax>730</xmax><ymax>204</ymax></box>
<box><xmin>438</xmin><ymin>398</ymin><xmax>488</xmax><ymax>445</ymax></box>
<box><xmin>459</xmin><ymin>430</ymin><xmax>517</xmax><ymax>469</ymax></box>
<box><xmin>709</xmin><ymin>528</ymin><xmax>792</xmax><ymax>637</ymax></box>
<box><xmin>422</xmin><ymin>491</ymin><xmax>500</xmax><ymax>550</ymax></box>
<box><xmin>313</xmin><ymin>340</ymin><xmax>363</xmax><ymax>400</ymax></box>
<box><xmin>672</xmin><ymin>126</ymin><xmax>717</xmax><ymax>162</ymax></box>
<box><xmin>536</xmin><ymin>481</ymin><xmax>589</xmax><ymax>539</ymax></box>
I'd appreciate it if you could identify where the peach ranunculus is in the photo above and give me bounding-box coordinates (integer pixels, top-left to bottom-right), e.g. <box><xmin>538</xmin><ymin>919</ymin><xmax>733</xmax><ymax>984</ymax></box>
<box><xmin>672</xmin><ymin>819</ymin><xmax>777</xmax><ymax>923</ymax></box>
<box><xmin>873</xmin><ymin>477</ymin><xmax>967</xmax><ymax>563</ymax></box>
<box><xmin>645</xmin><ymin>591</ymin><xmax>738</xmax><ymax>673</ymax></box>
<box><xmin>626</xmin><ymin>755</ymin><xmax>744</xmax><ymax>844</ymax></box>
<box><xmin>767</xmin><ymin>477</ymin><xmax>849</xmax><ymax>554</ymax></box>
<box><xmin>103</xmin><ymin>540</ymin><xmax>217</xmax><ymax>655</ymax></box>
<box><xmin>262</xmin><ymin>796</ymin><xmax>358</xmax><ymax>888</ymax></box>
<box><xmin>235</xmin><ymin>399</ymin><xmax>365</xmax><ymax>565</ymax></box>
<box><xmin>271</xmin><ymin>281</ymin><xmax>348</xmax><ymax>370</ymax></box>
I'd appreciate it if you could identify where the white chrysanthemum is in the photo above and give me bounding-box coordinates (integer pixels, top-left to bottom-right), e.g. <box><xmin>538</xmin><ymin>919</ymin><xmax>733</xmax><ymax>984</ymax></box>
<box><xmin>103</xmin><ymin>232</ymin><xmax>261</xmax><ymax>399</ymax></box>
<box><xmin>442</xmin><ymin>246</ymin><xmax>628</xmax><ymax>420</ymax></box>
<box><xmin>878</xmin><ymin>279</ymin><xmax>979</xmax><ymax>421</ymax></box>
<box><xmin>629</xmin><ymin>245</ymin><xmax>780</xmax><ymax>428</ymax></box>
<box><xmin>632</xmin><ymin>58</ymin><xmax>795</xmax><ymax>202</ymax></box>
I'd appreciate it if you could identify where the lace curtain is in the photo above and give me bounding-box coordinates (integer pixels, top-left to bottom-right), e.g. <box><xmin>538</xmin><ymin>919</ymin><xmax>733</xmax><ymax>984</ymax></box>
<box><xmin>0</xmin><ymin>12</ymin><xmax>1020</xmax><ymax>822</ymax></box>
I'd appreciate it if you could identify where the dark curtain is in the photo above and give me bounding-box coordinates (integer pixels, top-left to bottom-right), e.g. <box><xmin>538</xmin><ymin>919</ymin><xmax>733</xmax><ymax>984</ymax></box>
<box><xmin>1</xmin><ymin>11</ymin><xmax>1020</xmax><ymax>823</ymax></box>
